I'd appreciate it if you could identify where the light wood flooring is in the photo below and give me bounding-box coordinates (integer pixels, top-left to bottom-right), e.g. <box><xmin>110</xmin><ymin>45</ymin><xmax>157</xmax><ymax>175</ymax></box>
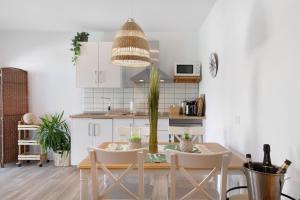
<box><xmin>0</xmin><ymin>162</ymin><xmax>161</xmax><ymax>200</ymax></box>
<box><xmin>0</xmin><ymin>162</ymin><xmax>229</xmax><ymax>200</ymax></box>
<box><xmin>0</xmin><ymin>162</ymin><xmax>80</xmax><ymax>200</ymax></box>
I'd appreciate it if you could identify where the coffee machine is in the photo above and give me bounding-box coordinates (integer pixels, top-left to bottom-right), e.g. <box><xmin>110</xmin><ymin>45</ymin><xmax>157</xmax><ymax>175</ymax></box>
<box><xmin>185</xmin><ymin>101</ymin><xmax>197</xmax><ymax>116</ymax></box>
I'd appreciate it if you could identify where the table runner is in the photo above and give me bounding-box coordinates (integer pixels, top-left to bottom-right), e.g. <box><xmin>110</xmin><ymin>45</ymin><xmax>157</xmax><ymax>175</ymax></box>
<box><xmin>105</xmin><ymin>143</ymin><xmax>212</xmax><ymax>163</ymax></box>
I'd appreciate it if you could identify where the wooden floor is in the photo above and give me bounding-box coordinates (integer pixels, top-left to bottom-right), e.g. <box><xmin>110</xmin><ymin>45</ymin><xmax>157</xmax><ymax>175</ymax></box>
<box><xmin>0</xmin><ymin>162</ymin><xmax>80</xmax><ymax>200</ymax></box>
<box><xmin>0</xmin><ymin>162</ymin><xmax>237</xmax><ymax>200</ymax></box>
<box><xmin>0</xmin><ymin>162</ymin><xmax>162</xmax><ymax>200</ymax></box>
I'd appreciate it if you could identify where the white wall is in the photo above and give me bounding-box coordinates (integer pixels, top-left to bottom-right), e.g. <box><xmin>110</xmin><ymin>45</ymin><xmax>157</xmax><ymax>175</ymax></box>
<box><xmin>0</xmin><ymin>32</ymin><xmax>82</xmax><ymax>118</ymax></box>
<box><xmin>198</xmin><ymin>0</ymin><xmax>300</xmax><ymax>196</ymax></box>
<box><xmin>0</xmin><ymin>31</ymin><xmax>199</xmax><ymax>119</ymax></box>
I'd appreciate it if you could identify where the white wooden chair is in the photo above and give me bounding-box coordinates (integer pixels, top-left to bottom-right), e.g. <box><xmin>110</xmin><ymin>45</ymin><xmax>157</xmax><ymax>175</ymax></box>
<box><xmin>89</xmin><ymin>147</ymin><xmax>146</xmax><ymax>200</ymax></box>
<box><xmin>167</xmin><ymin>150</ymin><xmax>232</xmax><ymax>200</ymax></box>
<box><xmin>169</xmin><ymin>126</ymin><xmax>205</xmax><ymax>143</ymax></box>
<box><xmin>117</xmin><ymin>126</ymin><xmax>149</xmax><ymax>142</ymax></box>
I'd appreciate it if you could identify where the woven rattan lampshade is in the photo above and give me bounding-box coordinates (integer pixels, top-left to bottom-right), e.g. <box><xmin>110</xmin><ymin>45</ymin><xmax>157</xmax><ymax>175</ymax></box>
<box><xmin>111</xmin><ymin>18</ymin><xmax>151</xmax><ymax>67</ymax></box>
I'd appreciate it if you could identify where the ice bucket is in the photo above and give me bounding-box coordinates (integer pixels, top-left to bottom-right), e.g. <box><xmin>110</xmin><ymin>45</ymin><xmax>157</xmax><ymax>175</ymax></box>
<box><xmin>243</xmin><ymin>163</ymin><xmax>284</xmax><ymax>200</ymax></box>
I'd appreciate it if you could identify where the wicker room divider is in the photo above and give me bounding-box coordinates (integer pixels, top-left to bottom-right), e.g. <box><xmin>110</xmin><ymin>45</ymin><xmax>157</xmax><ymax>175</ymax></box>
<box><xmin>0</xmin><ymin>67</ymin><xmax>28</xmax><ymax>167</ymax></box>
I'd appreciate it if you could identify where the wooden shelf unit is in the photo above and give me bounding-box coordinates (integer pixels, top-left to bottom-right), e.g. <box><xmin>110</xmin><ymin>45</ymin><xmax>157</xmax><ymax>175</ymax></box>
<box><xmin>17</xmin><ymin>122</ymin><xmax>47</xmax><ymax>167</ymax></box>
<box><xmin>173</xmin><ymin>76</ymin><xmax>201</xmax><ymax>83</ymax></box>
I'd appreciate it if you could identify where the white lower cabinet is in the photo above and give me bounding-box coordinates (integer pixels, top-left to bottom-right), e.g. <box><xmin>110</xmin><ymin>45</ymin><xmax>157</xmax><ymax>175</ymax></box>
<box><xmin>157</xmin><ymin>119</ymin><xmax>170</xmax><ymax>142</ymax></box>
<box><xmin>157</xmin><ymin>130</ymin><xmax>170</xmax><ymax>142</ymax></box>
<box><xmin>71</xmin><ymin>117</ymin><xmax>170</xmax><ymax>165</ymax></box>
<box><xmin>133</xmin><ymin>118</ymin><xmax>170</xmax><ymax>142</ymax></box>
<box><xmin>113</xmin><ymin>119</ymin><xmax>134</xmax><ymax>142</ymax></box>
<box><xmin>71</xmin><ymin>118</ymin><xmax>112</xmax><ymax>165</ymax></box>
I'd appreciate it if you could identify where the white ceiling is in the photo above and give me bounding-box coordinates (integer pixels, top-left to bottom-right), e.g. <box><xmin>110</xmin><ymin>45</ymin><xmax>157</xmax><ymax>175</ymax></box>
<box><xmin>0</xmin><ymin>0</ymin><xmax>216</xmax><ymax>32</ymax></box>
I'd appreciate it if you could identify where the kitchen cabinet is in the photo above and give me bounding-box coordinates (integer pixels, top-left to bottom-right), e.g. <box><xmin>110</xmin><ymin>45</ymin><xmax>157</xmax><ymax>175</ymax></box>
<box><xmin>76</xmin><ymin>42</ymin><xmax>122</xmax><ymax>88</ymax></box>
<box><xmin>76</xmin><ymin>42</ymin><xmax>99</xmax><ymax>88</ymax></box>
<box><xmin>98</xmin><ymin>42</ymin><xmax>122</xmax><ymax>88</ymax></box>
<box><xmin>133</xmin><ymin>118</ymin><xmax>170</xmax><ymax>142</ymax></box>
<box><xmin>112</xmin><ymin>119</ymin><xmax>134</xmax><ymax>141</ymax></box>
<box><xmin>70</xmin><ymin>118</ymin><xmax>112</xmax><ymax>165</ymax></box>
<box><xmin>70</xmin><ymin>117</ymin><xmax>170</xmax><ymax>165</ymax></box>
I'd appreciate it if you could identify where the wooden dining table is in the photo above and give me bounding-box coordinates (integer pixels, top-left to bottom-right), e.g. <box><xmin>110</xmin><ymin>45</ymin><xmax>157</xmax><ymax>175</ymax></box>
<box><xmin>78</xmin><ymin>142</ymin><xmax>245</xmax><ymax>200</ymax></box>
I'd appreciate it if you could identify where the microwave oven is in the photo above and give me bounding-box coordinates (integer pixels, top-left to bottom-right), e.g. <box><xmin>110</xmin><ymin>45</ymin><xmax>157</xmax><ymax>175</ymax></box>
<box><xmin>174</xmin><ymin>64</ymin><xmax>200</xmax><ymax>76</ymax></box>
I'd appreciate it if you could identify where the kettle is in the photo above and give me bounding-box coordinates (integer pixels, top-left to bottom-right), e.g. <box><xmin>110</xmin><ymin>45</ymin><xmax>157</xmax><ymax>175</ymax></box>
<box><xmin>180</xmin><ymin>101</ymin><xmax>187</xmax><ymax>115</ymax></box>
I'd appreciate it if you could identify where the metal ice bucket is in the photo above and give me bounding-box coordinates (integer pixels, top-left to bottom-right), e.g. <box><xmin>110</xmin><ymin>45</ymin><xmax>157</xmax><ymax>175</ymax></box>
<box><xmin>243</xmin><ymin>163</ymin><xmax>284</xmax><ymax>200</ymax></box>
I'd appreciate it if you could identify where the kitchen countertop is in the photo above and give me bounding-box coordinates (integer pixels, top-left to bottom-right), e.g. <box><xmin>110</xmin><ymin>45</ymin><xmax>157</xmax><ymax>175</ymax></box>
<box><xmin>69</xmin><ymin>112</ymin><xmax>205</xmax><ymax>120</ymax></box>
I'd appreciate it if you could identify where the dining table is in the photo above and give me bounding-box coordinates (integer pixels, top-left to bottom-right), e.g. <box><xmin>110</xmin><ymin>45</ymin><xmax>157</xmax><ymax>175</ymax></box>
<box><xmin>78</xmin><ymin>142</ymin><xmax>245</xmax><ymax>200</ymax></box>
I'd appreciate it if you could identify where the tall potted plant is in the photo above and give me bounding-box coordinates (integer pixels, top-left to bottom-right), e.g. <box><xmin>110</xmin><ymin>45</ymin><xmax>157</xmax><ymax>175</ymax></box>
<box><xmin>37</xmin><ymin>111</ymin><xmax>71</xmax><ymax>166</ymax></box>
<box><xmin>148</xmin><ymin>66</ymin><xmax>160</xmax><ymax>154</ymax></box>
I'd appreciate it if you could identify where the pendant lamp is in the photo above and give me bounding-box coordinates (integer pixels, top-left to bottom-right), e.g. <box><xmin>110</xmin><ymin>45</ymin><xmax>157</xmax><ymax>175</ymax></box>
<box><xmin>111</xmin><ymin>18</ymin><xmax>151</xmax><ymax>67</ymax></box>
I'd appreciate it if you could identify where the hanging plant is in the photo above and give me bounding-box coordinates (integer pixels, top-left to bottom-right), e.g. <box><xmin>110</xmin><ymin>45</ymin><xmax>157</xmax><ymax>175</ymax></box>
<box><xmin>70</xmin><ymin>32</ymin><xmax>89</xmax><ymax>65</ymax></box>
<box><xmin>148</xmin><ymin>66</ymin><xmax>160</xmax><ymax>154</ymax></box>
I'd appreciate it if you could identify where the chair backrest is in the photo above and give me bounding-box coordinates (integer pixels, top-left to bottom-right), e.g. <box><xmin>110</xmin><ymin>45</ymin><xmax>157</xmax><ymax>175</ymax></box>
<box><xmin>89</xmin><ymin>147</ymin><xmax>145</xmax><ymax>200</ymax></box>
<box><xmin>117</xmin><ymin>126</ymin><xmax>149</xmax><ymax>142</ymax></box>
<box><xmin>175</xmin><ymin>151</ymin><xmax>231</xmax><ymax>169</ymax></box>
<box><xmin>169</xmin><ymin>126</ymin><xmax>205</xmax><ymax>143</ymax></box>
<box><xmin>93</xmin><ymin>148</ymin><xmax>142</xmax><ymax>164</ymax></box>
<box><xmin>168</xmin><ymin>150</ymin><xmax>232</xmax><ymax>200</ymax></box>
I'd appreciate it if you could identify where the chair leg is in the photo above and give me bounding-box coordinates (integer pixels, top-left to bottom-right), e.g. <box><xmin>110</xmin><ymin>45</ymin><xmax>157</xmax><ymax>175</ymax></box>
<box><xmin>138</xmin><ymin>152</ymin><xmax>144</xmax><ymax>200</ymax></box>
<box><xmin>103</xmin><ymin>174</ymin><xmax>108</xmax><ymax>188</ymax></box>
<box><xmin>170</xmin><ymin>154</ymin><xmax>176</xmax><ymax>200</ymax></box>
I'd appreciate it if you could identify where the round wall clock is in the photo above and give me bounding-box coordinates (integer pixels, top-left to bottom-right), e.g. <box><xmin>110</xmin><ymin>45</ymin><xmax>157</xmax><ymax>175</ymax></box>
<box><xmin>209</xmin><ymin>53</ymin><xmax>218</xmax><ymax>78</ymax></box>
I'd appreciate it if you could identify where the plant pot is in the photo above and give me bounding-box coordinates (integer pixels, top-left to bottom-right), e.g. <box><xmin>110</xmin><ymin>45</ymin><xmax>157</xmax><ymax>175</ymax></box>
<box><xmin>53</xmin><ymin>151</ymin><xmax>70</xmax><ymax>167</ymax></box>
<box><xmin>128</xmin><ymin>141</ymin><xmax>142</xmax><ymax>150</ymax></box>
<box><xmin>180</xmin><ymin>140</ymin><xmax>193</xmax><ymax>152</ymax></box>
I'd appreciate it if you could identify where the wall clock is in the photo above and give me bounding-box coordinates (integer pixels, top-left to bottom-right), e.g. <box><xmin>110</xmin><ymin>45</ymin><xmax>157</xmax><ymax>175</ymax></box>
<box><xmin>209</xmin><ymin>53</ymin><xmax>218</xmax><ymax>78</ymax></box>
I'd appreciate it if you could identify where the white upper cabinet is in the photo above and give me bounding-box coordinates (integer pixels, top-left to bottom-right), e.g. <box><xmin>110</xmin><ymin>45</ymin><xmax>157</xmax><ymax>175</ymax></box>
<box><xmin>98</xmin><ymin>42</ymin><xmax>122</xmax><ymax>88</ymax></box>
<box><xmin>76</xmin><ymin>42</ymin><xmax>122</xmax><ymax>88</ymax></box>
<box><xmin>76</xmin><ymin>42</ymin><xmax>99</xmax><ymax>88</ymax></box>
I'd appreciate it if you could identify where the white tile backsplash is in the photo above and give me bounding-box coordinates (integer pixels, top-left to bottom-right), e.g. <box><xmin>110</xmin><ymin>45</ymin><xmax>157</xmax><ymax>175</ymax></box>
<box><xmin>83</xmin><ymin>83</ymin><xmax>199</xmax><ymax>112</ymax></box>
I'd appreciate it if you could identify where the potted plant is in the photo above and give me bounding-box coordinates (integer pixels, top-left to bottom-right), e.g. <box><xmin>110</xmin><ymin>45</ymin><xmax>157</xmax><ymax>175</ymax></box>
<box><xmin>180</xmin><ymin>133</ymin><xmax>193</xmax><ymax>152</ymax></box>
<box><xmin>128</xmin><ymin>134</ymin><xmax>142</xmax><ymax>150</ymax></box>
<box><xmin>37</xmin><ymin>111</ymin><xmax>71</xmax><ymax>167</ymax></box>
<box><xmin>70</xmin><ymin>32</ymin><xmax>89</xmax><ymax>65</ymax></box>
<box><xmin>148</xmin><ymin>66</ymin><xmax>160</xmax><ymax>154</ymax></box>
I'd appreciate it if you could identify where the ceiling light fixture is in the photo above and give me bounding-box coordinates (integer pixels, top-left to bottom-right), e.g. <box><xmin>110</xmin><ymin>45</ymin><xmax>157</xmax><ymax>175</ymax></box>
<box><xmin>111</xmin><ymin>18</ymin><xmax>151</xmax><ymax>67</ymax></box>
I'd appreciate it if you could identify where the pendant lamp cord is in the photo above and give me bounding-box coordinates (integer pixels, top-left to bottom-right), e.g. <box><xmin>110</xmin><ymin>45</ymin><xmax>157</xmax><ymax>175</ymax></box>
<box><xmin>130</xmin><ymin>0</ymin><xmax>134</xmax><ymax>18</ymax></box>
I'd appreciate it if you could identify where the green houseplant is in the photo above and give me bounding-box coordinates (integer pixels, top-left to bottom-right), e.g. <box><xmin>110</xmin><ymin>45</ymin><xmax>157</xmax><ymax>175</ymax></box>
<box><xmin>148</xmin><ymin>66</ymin><xmax>160</xmax><ymax>154</ymax></box>
<box><xmin>128</xmin><ymin>134</ymin><xmax>142</xmax><ymax>150</ymax></box>
<box><xmin>70</xmin><ymin>32</ymin><xmax>89</xmax><ymax>65</ymax></box>
<box><xmin>37</xmin><ymin>111</ymin><xmax>71</xmax><ymax>166</ymax></box>
<box><xmin>180</xmin><ymin>132</ymin><xmax>193</xmax><ymax>152</ymax></box>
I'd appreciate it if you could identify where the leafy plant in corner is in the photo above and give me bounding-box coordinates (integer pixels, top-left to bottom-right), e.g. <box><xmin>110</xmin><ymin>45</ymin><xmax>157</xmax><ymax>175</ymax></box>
<box><xmin>37</xmin><ymin>111</ymin><xmax>71</xmax><ymax>154</ymax></box>
<box><xmin>70</xmin><ymin>32</ymin><xmax>89</xmax><ymax>65</ymax></box>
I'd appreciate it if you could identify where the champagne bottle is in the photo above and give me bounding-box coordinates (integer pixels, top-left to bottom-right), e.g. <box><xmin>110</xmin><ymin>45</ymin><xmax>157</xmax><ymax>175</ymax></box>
<box><xmin>276</xmin><ymin>159</ymin><xmax>292</xmax><ymax>174</ymax></box>
<box><xmin>262</xmin><ymin>144</ymin><xmax>273</xmax><ymax>173</ymax></box>
<box><xmin>246</xmin><ymin>154</ymin><xmax>253</xmax><ymax>170</ymax></box>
